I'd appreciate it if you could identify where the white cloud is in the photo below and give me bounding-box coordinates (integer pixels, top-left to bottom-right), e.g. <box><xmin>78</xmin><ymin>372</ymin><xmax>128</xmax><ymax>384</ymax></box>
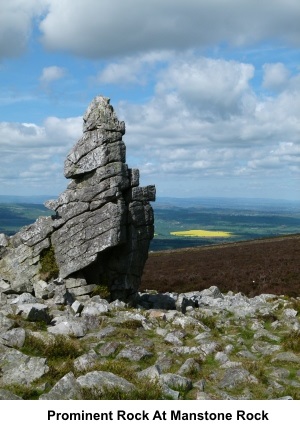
<box><xmin>40</xmin><ymin>66</ymin><xmax>66</xmax><ymax>84</ymax></box>
<box><xmin>0</xmin><ymin>0</ymin><xmax>47</xmax><ymax>59</ymax></box>
<box><xmin>96</xmin><ymin>52</ymin><xmax>174</xmax><ymax>85</ymax></box>
<box><xmin>0</xmin><ymin>116</ymin><xmax>81</xmax><ymax>195</ymax></box>
<box><xmin>115</xmin><ymin>55</ymin><xmax>300</xmax><ymax>198</ymax></box>
<box><xmin>39</xmin><ymin>0</ymin><xmax>300</xmax><ymax>58</ymax></box>
<box><xmin>263</xmin><ymin>63</ymin><xmax>290</xmax><ymax>91</ymax></box>
<box><xmin>155</xmin><ymin>56</ymin><xmax>255</xmax><ymax>118</ymax></box>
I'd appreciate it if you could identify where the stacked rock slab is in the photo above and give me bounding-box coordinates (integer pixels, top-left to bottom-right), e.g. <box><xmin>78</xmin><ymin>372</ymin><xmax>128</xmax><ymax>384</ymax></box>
<box><xmin>0</xmin><ymin>96</ymin><xmax>155</xmax><ymax>302</ymax></box>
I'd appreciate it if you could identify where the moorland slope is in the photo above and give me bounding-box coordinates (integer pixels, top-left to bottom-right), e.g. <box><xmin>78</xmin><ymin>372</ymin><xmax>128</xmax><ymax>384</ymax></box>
<box><xmin>141</xmin><ymin>234</ymin><xmax>300</xmax><ymax>297</ymax></box>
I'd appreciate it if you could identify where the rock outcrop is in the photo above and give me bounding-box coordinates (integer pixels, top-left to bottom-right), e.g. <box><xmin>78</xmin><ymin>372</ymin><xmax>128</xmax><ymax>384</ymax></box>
<box><xmin>0</xmin><ymin>96</ymin><xmax>155</xmax><ymax>303</ymax></box>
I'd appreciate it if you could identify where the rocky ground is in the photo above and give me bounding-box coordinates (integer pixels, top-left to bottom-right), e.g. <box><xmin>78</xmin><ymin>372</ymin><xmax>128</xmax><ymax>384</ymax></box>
<box><xmin>0</xmin><ymin>284</ymin><xmax>299</xmax><ymax>400</ymax></box>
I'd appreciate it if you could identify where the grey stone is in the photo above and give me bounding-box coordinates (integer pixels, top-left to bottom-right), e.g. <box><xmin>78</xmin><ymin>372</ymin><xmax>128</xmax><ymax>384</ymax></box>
<box><xmin>0</xmin><ymin>389</ymin><xmax>22</xmax><ymax>400</ymax></box>
<box><xmin>116</xmin><ymin>345</ymin><xmax>153</xmax><ymax>361</ymax></box>
<box><xmin>165</xmin><ymin>332</ymin><xmax>183</xmax><ymax>346</ymax></box>
<box><xmin>40</xmin><ymin>372</ymin><xmax>82</xmax><ymax>400</ymax></box>
<box><xmin>97</xmin><ymin>341</ymin><xmax>122</xmax><ymax>357</ymax></box>
<box><xmin>0</xmin><ymin>234</ymin><xmax>9</xmax><ymax>248</ymax></box>
<box><xmin>251</xmin><ymin>341</ymin><xmax>281</xmax><ymax>355</ymax></box>
<box><xmin>215</xmin><ymin>351</ymin><xmax>229</xmax><ymax>364</ymax></box>
<box><xmin>11</xmin><ymin>292</ymin><xmax>37</xmax><ymax>304</ymax></box>
<box><xmin>77</xmin><ymin>370</ymin><xmax>135</xmax><ymax>393</ymax></box>
<box><xmin>73</xmin><ymin>350</ymin><xmax>98</xmax><ymax>373</ymax></box>
<box><xmin>219</xmin><ymin>368</ymin><xmax>258</xmax><ymax>389</ymax></box>
<box><xmin>48</xmin><ymin>316</ymin><xmax>87</xmax><ymax>337</ymax></box>
<box><xmin>0</xmin><ymin>279</ymin><xmax>11</xmax><ymax>294</ymax></box>
<box><xmin>275</xmin><ymin>396</ymin><xmax>294</xmax><ymax>400</ymax></box>
<box><xmin>34</xmin><ymin>280</ymin><xmax>54</xmax><ymax>300</ymax></box>
<box><xmin>196</xmin><ymin>392</ymin><xmax>212</xmax><ymax>400</ymax></box>
<box><xmin>137</xmin><ymin>365</ymin><xmax>162</xmax><ymax>381</ymax></box>
<box><xmin>81</xmin><ymin>300</ymin><xmax>109</xmax><ymax>316</ymax></box>
<box><xmin>90</xmin><ymin>326</ymin><xmax>116</xmax><ymax>339</ymax></box>
<box><xmin>282</xmin><ymin>308</ymin><xmax>297</xmax><ymax>318</ymax></box>
<box><xmin>71</xmin><ymin>300</ymin><xmax>84</xmax><ymax>314</ymax></box>
<box><xmin>199</xmin><ymin>341</ymin><xmax>220</xmax><ymax>355</ymax></box>
<box><xmin>0</xmin><ymin>314</ymin><xmax>15</xmax><ymax>333</ymax></box>
<box><xmin>0</xmin><ymin>347</ymin><xmax>49</xmax><ymax>386</ymax></box>
<box><xmin>271</xmin><ymin>352</ymin><xmax>300</xmax><ymax>364</ymax></box>
<box><xmin>178</xmin><ymin>358</ymin><xmax>201</xmax><ymax>376</ymax></box>
<box><xmin>0</xmin><ymin>327</ymin><xmax>26</xmax><ymax>348</ymax></box>
<box><xmin>161</xmin><ymin>383</ymin><xmax>180</xmax><ymax>399</ymax></box>
<box><xmin>159</xmin><ymin>373</ymin><xmax>193</xmax><ymax>391</ymax></box>
<box><xmin>15</xmin><ymin>303</ymin><xmax>51</xmax><ymax>323</ymax></box>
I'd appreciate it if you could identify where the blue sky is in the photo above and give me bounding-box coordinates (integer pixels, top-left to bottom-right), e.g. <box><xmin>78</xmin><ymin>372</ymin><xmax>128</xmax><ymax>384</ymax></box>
<box><xmin>0</xmin><ymin>0</ymin><xmax>300</xmax><ymax>201</ymax></box>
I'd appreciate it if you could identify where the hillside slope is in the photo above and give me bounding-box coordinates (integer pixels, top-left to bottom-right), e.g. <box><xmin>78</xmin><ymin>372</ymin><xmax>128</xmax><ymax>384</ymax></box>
<box><xmin>141</xmin><ymin>234</ymin><xmax>300</xmax><ymax>297</ymax></box>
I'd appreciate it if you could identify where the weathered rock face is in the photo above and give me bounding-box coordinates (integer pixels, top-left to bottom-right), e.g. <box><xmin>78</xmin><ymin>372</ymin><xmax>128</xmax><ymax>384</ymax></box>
<box><xmin>0</xmin><ymin>96</ymin><xmax>155</xmax><ymax>302</ymax></box>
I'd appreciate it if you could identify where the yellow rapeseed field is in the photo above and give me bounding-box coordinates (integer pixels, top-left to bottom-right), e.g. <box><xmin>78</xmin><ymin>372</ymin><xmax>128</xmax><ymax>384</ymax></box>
<box><xmin>170</xmin><ymin>229</ymin><xmax>232</xmax><ymax>238</ymax></box>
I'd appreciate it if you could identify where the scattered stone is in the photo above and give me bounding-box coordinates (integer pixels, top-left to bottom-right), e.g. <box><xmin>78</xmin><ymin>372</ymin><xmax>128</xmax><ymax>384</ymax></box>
<box><xmin>137</xmin><ymin>365</ymin><xmax>162</xmax><ymax>381</ymax></box>
<box><xmin>0</xmin><ymin>327</ymin><xmax>26</xmax><ymax>348</ymax></box>
<box><xmin>40</xmin><ymin>372</ymin><xmax>82</xmax><ymax>400</ymax></box>
<box><xmin>178</xmin><ymin>358</ymin><xmax>201</xmax><ymax>376</ymax></box>
<box><xmin>97</xmin><ymin>341</ymin><xmax>122</xmax><ymax>357</ymax></box>
<box><xmin>77</xmin><ymin>371</ymin><xmax>135</xmax><ymax>394</ymax></box>
<box><xmin>165</xmin><ymin>332</ymin><xmax>183</xmax><ymax>346</ymax></box>
<box><xmin>11</xmin><ymin>292</ymin><xmax>37</xmax><ymax>304</ymax></box>
<box><xmin>48</xmin><ymin>316</ymin><xmax>87</xmax><ymax>337</ymax></box>
<box><xmin>159</xmin><ymin>373</ymin><xmax>193</xmax><ymax>391</ymax></box>
<box><xmin>81</xmin><ymin>300</ymin><xmax>109</xmax><ymax>316</ymax></box>
<box><xmin>116</xmin><ymin>345</ymin><xmax>153</xmax><ymax>362</ymax></box>
<box><xmin>0</xmin><ymin>314</ymin><xmax>15</xmax><ymax>333</ymax></box>
<box><xmin>0</xmin><ymin>389</ymin><xmax>22</xmax><ymax>400</ymax></box>
<box><xmin>0</xmin><ymin>348</ymin><xmax>49</xmax><ymax>386</ymax></box>
<box><xmin>71</xmin><ymin>300</ymin><xmax>84</xmax><ymax>315</ymax></box>
<box><xmin>34</xmin><ymin>280</ymin><xmax>55</xmax><ymax>300</ymax></box>
<box><xmin>73</xmin><ymin>350</ymin><xmax>98</xmax><ymax>373</ymax></box>
<box><xmin>15</xmin><ymin>303</ymin><xmax>51</xmax><ymax>323</ymax></box>
<box><xmin>271</xmin><ymin>352</ymin><xmax>300</xmax><ymax>364</ymax></box>
<box><xmin>218</xmin><ymin>368</ymin><xmax>258</xmax><ymax>389</ymax></box>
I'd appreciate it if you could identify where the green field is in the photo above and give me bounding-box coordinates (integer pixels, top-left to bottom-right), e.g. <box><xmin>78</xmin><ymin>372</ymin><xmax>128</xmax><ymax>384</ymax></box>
<box><xmin>151</xmin><ymin>198</ymin><xmax>300</xmax><ymax>251</ymax></box>
<box><xmin>0</xmin><ymin>198</ymin><xmax>300</xmax><ymax>253</ymax></box>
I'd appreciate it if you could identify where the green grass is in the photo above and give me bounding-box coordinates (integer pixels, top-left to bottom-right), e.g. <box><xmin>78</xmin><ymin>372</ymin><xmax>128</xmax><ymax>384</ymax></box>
<box><xmin>282</xmin><ymin>330</ymin><xmax>300</xmax><ymax>352</ymax></box>
<box><xmin>21</xmin><ymin>333</ymin><xmax>84</xmax><ymax>359</ymax></box>
<box><xmin>39</xmin><ymin>245</ymin><xmax>59</xmax><ymax>281</ymax></box>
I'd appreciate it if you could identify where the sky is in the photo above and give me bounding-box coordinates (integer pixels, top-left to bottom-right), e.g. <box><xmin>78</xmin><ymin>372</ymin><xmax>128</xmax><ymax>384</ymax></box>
<box><xmin>0</xmin><ymin>0</ymin><xmax>300</xmax><ymax>201</ymax></box>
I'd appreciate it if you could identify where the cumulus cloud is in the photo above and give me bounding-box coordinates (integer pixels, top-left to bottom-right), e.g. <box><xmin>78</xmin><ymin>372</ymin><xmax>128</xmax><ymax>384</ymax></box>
<box><xmin>0</xmin><ymin>0</ymin><xmax>47</xmax><ymax>59</ymax></box>
<box><xmin>115</xmin><ymin>55</ymin><xmax>300</xmax><ymax>198</ymax></box>
<box><xmin>262</xmin><ymin>63</ymin><xmax>290</xmax><ymax>91</ymax></box>
<box><xmin>39</xmin><ymin>0</ymin><xmax>300</xmax><ymax>58</ymax></box>
<box><xmin>39</xmin><ymin>66</ymin><xmax>66</xmax><ymax>84</ymax></box>
<box><xmin>0</xmin><ymin>116</ymin><xmax>81</xmax><ymax>195</ymax></box>
<box><xmin>96</xmin><ymin>51</ymin><xmax>174</xmax><ymax>85</ymax></box>
<box><xmin>155</xmin><ymin>56</ymin><xmax>255</xmax><ymax>119</ymax></box>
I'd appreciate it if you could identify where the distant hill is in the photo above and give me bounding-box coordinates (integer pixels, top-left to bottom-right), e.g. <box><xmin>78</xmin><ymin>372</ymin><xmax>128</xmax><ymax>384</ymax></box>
<box><xmin>0</xmin><ymin>195</ymin><xmax>56</xmax><ymax>204</ymax></box>
<box><xmin>153</xmin><ymin>196</ymin><xmax>300</xmax><ymax>211</ymax></box>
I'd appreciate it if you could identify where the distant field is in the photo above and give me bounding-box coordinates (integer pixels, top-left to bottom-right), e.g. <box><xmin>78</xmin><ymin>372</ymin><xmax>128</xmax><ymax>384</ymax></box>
<box><xmin>170</xmin><ymin>229</ymin><xmax>232</xmax><ymax>238</ymax></box>
<box><xmin>151</xmin><ymin>200</ymin><xmax>300</xmax><ymax>251</ymax></box>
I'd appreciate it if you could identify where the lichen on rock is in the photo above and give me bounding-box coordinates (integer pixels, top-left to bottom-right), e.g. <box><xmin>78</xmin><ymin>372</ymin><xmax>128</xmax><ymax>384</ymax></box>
<box><xmin>0</xmin><ymin>96</ymin><xmax>155</xmax><ymax>303</ymax></box>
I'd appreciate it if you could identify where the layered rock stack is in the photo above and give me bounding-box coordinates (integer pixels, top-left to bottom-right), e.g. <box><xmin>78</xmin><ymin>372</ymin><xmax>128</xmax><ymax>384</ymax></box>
<box><xmin>0</xmin><ymin>96</ymin><xmax>155</xmax><ymax>302</ymax></box>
